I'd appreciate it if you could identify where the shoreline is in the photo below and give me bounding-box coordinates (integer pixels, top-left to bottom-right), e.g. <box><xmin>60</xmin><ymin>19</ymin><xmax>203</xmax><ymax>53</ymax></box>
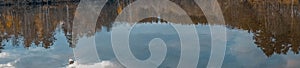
<box><xmin>0</xmin><ymin>0</ymin><xmax>80</xmax><ymax>6</ymax></box>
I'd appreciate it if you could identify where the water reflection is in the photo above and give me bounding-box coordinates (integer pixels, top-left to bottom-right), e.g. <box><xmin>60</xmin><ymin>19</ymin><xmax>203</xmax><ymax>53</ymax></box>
<box><xmin>0</xmin><ymin>0</ymin><xmax>300</xmax><ymax>67</ymax></box>
<box><xmin>0</xmin><ymin>2</ymin><xmax>78</xmax><ymax>49</ymax></box>
<box><xmin>99</xmin><ymin>0</ymin><xmax>300</xmax><ymax>57</ymax></box>
<box><xmin>220</xmin><ymin>0</ymin><xmax>300</xmax><ymax>57</ymax></box>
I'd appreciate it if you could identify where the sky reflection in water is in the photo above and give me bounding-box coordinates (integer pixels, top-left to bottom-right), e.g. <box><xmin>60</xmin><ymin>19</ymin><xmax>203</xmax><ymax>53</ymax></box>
<box><xmin>1</xmin><ymin>0</ymin><xmax>300</xmax><ymax>68</ymax></box>
<box><xmin>1</xmin><ymin>23</ymin><xmax>299</xmax><ymax>68</ymax></box>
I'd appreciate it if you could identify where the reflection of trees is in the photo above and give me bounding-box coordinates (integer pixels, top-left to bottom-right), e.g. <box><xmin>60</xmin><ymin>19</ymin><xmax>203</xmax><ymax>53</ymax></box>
<box><xmin>220</xmin><ymin>0</ymin><xmax>300</xmax><ymax>57</ymax></box>
<box><xmin>0</xmin><ymin>2</ymin><xmax>78</xmax><ymax>49</ymax></box>
<box><xmin>0</xmin><ymin>38</ymin><xmax>3</xmax><ymax>53</ymax></box>
<box><xmin>112</xmin><ymin>0</ymin><xmax>300</xmax><ymax>57</ymax></box>
<box><xmin>0</xmin><ymin>0</ymin><xmax>300</xmax><ymax>57</ymax></box>
<box><xmin>97</xmin><ymin>0</ymin><xmax>300</xmax><ymax>57</ymax></box>
<box><xmin>110</xmin><ymin>0</ymin><xmax>300</xmax><ymax>57</ymax></box>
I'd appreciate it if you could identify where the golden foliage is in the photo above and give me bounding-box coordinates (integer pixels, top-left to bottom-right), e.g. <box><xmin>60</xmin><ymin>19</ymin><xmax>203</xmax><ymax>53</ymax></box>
<box><xmin>5</xmin><ymin>14</ymin><xmax>13</xmax><ymax>28</ymax></box>
<box><xmin>117</xmin><ymin>4</ymin><xmax>123</xmax><ymax>15</ymax></box>
<box><xmin>34</xmin><ymin>13</ymin><xmax>44</xmax><ymax>40</ymax></box>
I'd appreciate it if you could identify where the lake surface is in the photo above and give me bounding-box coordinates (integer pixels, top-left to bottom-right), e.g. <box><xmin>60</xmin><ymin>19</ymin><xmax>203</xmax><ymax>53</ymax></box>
<box><xmin>0</xmin><ymin>0</ymin><xmax>300</xmax><ymax>68</ymax></box>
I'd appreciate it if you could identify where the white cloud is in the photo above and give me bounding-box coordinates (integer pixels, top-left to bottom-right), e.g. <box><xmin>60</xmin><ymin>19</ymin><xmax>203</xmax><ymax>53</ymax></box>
<box><xmin>0</xmin><ymin>62</ymin><xmax>14</xmax><ymax>68</ymax></box>
<box><xmin>0</xmin><ymin>52</ymin><xmax>10</xmax><ymax>58</ymax></box>
<box><xmin>67</xmin><ymin>61</ymin><xmax>123</xmax><ymax>68</ymax></box>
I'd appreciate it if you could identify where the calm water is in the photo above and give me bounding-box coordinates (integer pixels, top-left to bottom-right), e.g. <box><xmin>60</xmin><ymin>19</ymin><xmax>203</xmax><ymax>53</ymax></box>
<box><xmin>0</xmin><ymin>0</ymin><xmax>300</xmax><ymax>68</ymax></box>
